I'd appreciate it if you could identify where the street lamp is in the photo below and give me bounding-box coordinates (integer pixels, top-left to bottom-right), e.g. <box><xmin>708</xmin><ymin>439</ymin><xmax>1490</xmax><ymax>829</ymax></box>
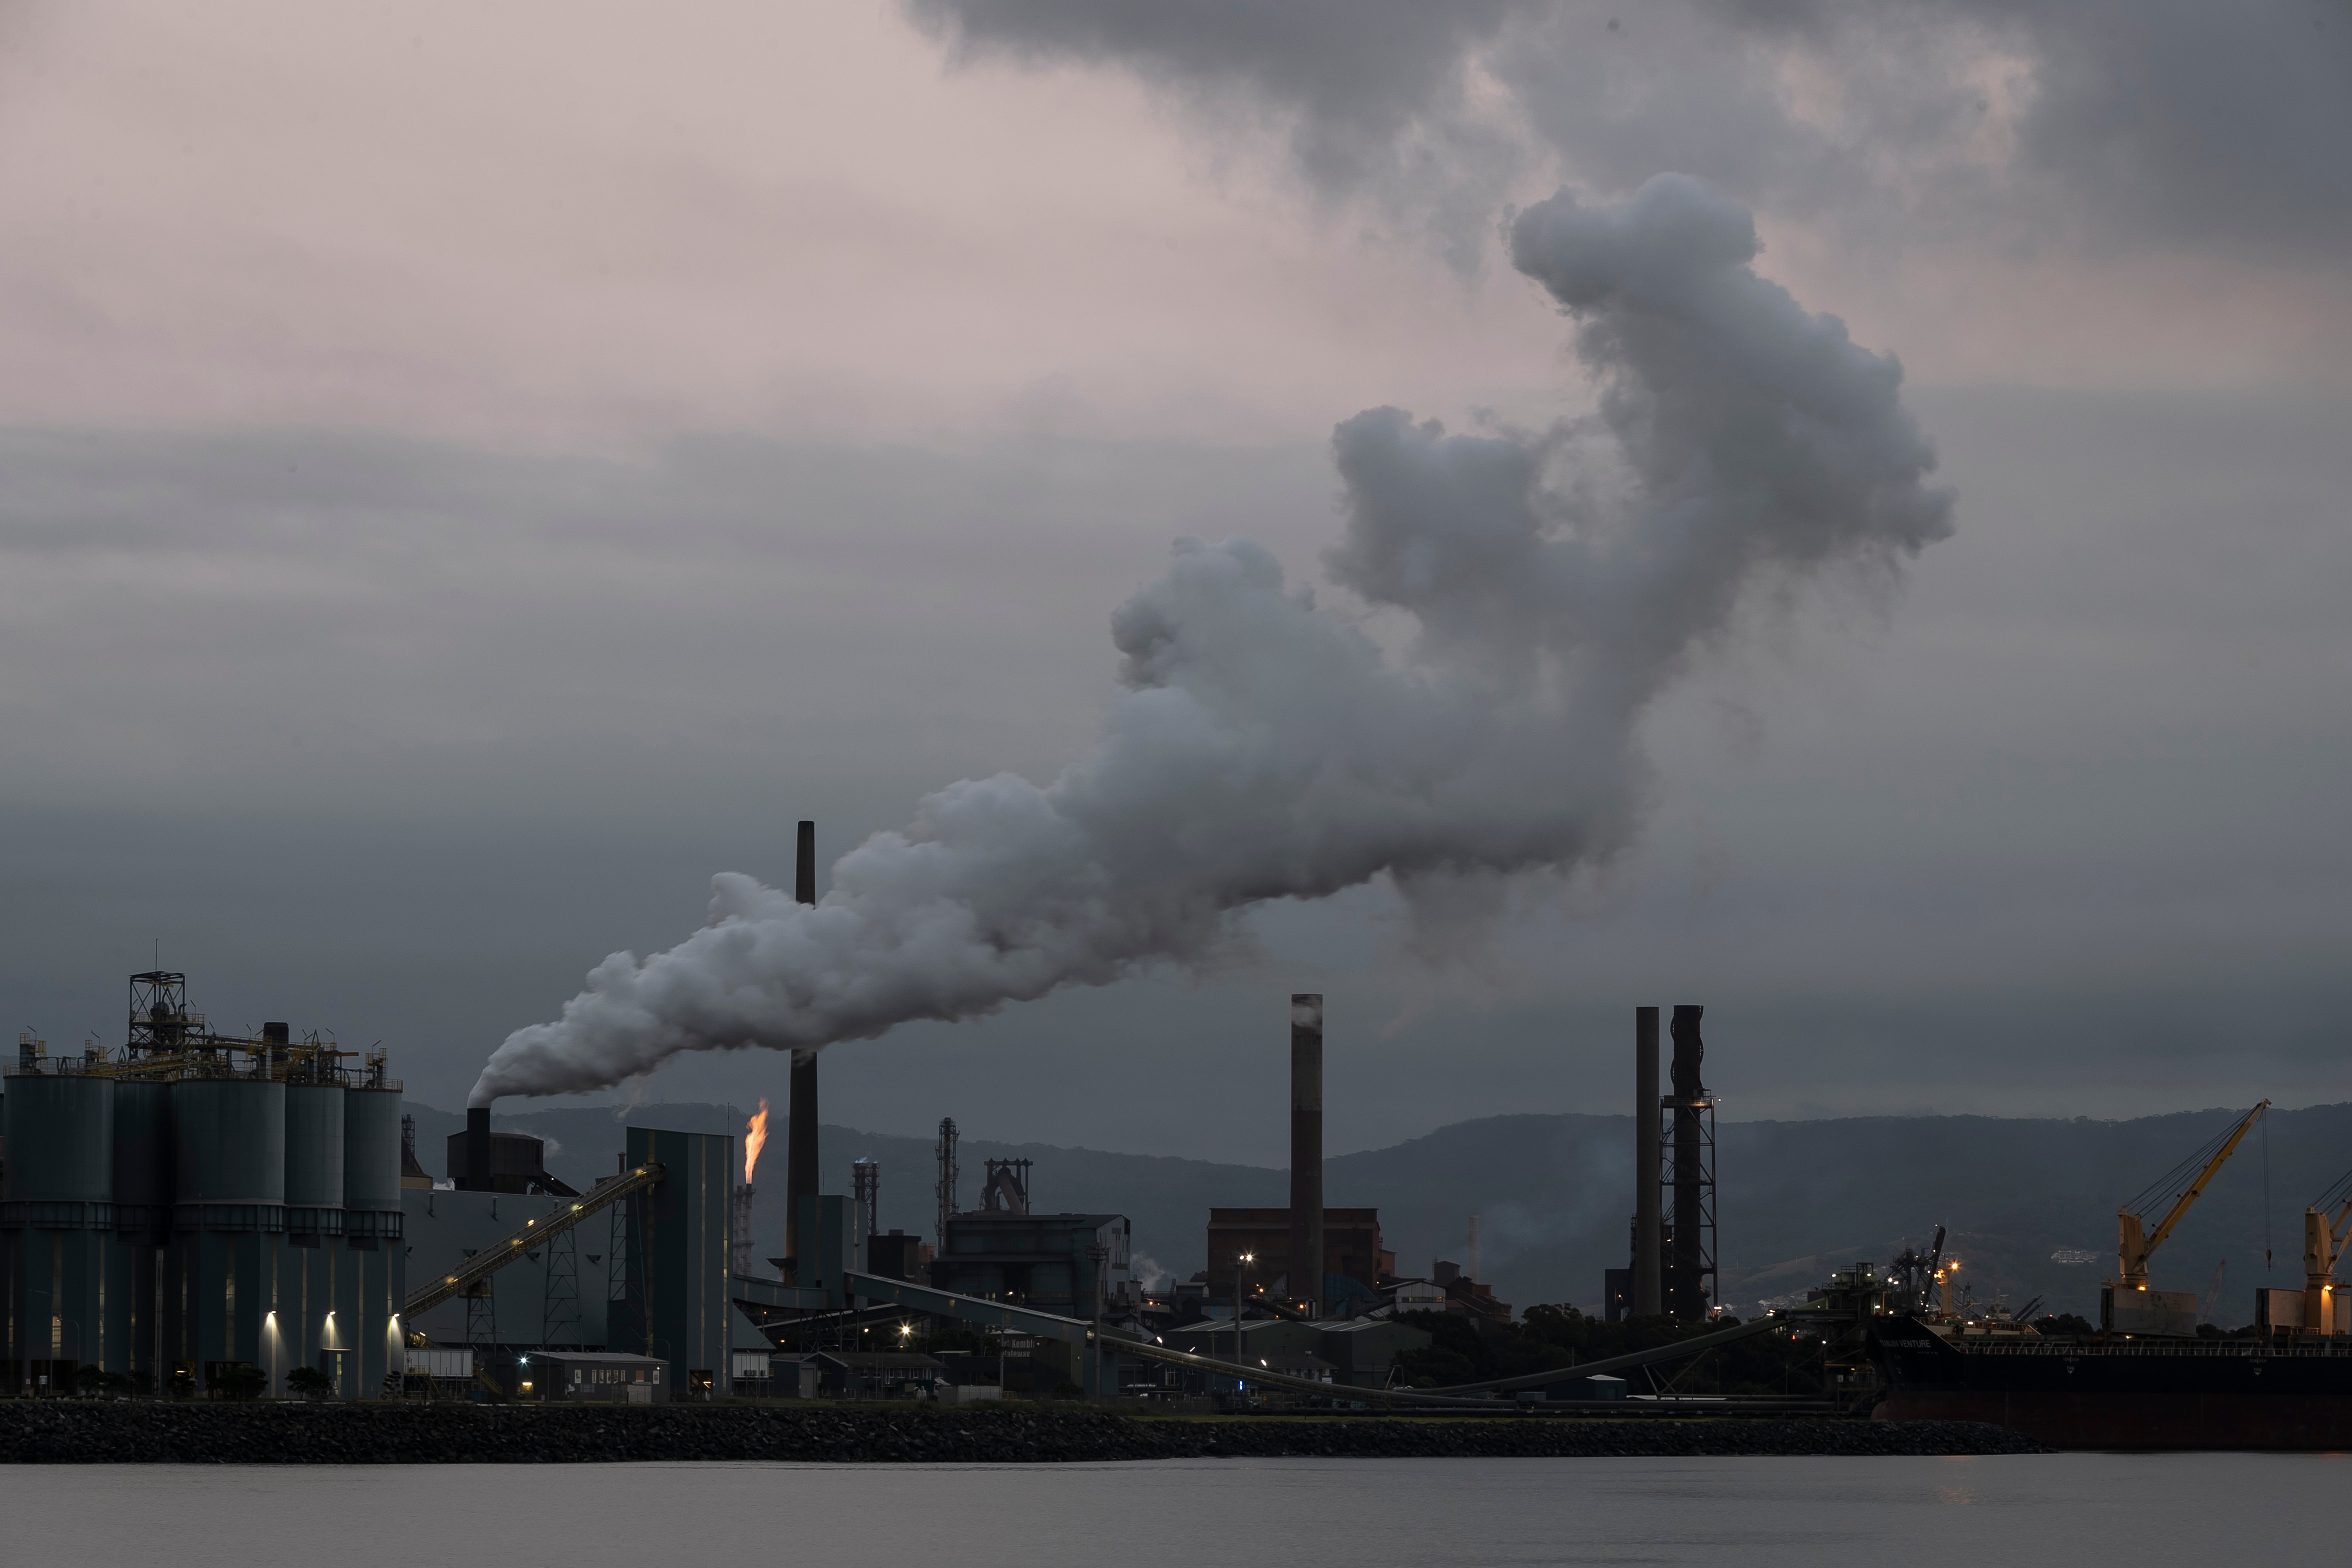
<box><xmin>1232</xmin><ymin>1251</ymin><xmax>1255</xmax><ymax>1392</ymax></box>
<box><xmin>1086</xmin><ymin>1242</ymin><xmax>1108</xmax><ymax>1401</ymax></box>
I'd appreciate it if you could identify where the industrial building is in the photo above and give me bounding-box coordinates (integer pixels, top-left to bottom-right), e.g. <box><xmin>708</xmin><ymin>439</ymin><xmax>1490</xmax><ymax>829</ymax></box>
<box><xmin>1203</xmin><ymin>1208</ymin><xmax>1389</xmax><ymax>1311</ymax></box>
<box><xmin>404</xmin><ymin>1120</ymin><xmax>740</xmax><ymax>1399</ymax></box>
<box><xmin>1</xmin><ymin>972</ymin><xmax>405</xmax><ymax>1398</ymax></box>
<box><xmin>934</xmin><ymin>1209</ymin><xmax>1137</xmax><ymax>1320</ymax></box>
<box><xmin>507</xmin><ymin>1349</ymin><xmax>667</xmax><ymax>1401</ymax></box>
<box><xmin>1</xmin><ymin>935</ymin><xmax>1526</xmax><ymax>1408</ymax></box>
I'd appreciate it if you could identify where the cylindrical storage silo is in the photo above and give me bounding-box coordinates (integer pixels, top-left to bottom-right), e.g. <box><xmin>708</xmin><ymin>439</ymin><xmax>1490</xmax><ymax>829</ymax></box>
<box><xmin>1</xmin><ymin>1071</ymin><xmax>113</xmax><ymax>1207</ymax></box>
<box><xmin>112</xmin><ymin>1078</ymin><xmax>175</xmax><ymax>1229</ymax></box>
<box><xmin>284</xmin><ymin>1083</ymin><xmax>347</xmax><ymax>1208</ymax></box>
<box><xmin>342</xmin><ymin>1087</ymin><xmax>402</xmax><ymax>1215</ymax></box>
<box><xmin>173</xmin><ymin>1077</ymin><xmax>286</xmax><ymax>1214</ymax></box>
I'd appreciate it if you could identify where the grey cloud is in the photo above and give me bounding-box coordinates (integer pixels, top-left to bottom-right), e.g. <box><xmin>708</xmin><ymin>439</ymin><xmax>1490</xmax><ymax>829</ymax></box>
<box><xmin>904</xmin><ymin>0</ymin><xmax>1531</xmax><ymax>268</ymax></box>
<box><xmin>905</xmin><ymin>0</ymin><xmax>2352</xmax><ymax>266</ymax></box>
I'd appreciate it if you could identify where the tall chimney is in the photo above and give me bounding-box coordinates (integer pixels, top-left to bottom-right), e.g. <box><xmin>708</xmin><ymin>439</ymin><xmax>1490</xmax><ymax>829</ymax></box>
<box><xmin>1632</xmin><ymin>1007</ymin><xmax>1662</xmax><ymax>1317</ymax></box>
<box><xmin>1669</xmin><ymin>1004</ymin><xmax>1708</xmax><ymax>1321</ymax></box>
<box><xmin>785</xmin><ymin>820</ymin><xmax>819</xmax><ymax>1280</ymax></box>
<box><xmin>1289</xmin><ymin>994</ymin><xmax>1324</xmax><ymax>1317</ymax></box>
<box><xmin>463</xmin><ymin>1104</ymin><xmax>492</xmax><ymax>1193</ymax></box>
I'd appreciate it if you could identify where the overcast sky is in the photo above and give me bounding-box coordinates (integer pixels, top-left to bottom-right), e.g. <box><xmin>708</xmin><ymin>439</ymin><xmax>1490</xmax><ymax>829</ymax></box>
<box><xmin>1</xmin><ymin>2</ymin><xmax>2346</xmax><ymax>1163</ymax></box>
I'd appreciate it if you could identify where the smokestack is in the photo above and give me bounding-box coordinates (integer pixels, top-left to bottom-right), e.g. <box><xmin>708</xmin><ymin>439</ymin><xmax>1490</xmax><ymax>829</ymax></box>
<box><xmin>1468</xmin><ymin>1214</ymin><xmax>1481</xmax><ymax>1284</ymax></box>
<box><xmin>935</xmin><ymin>1116</ymin><xmax>959</xmax><ymax>1251</ymax></box>
<box><xmin>1289</xmin><ymin>994</ymin><xmax>1324</xmax><ymax>1316</ymax></box>
<box><xmin>1670</xmin><ymin>1004</ymin><xmax>1708</xmax><ymax>1321</ymax></box>
<box><xmin>784</xmin><ymin>821</ymin><xmax>819</xmax><ymax>1279</ymax></box>
<box><xmin>851</xmin><ymin>1157</ymin><xmax>880</xmax><ymax>1239</ymax></box>
<box><xmin>1632</xmin><ymin>1007</ymin><xmax>1662</xmax><ymax>1317</ymax></box>
<box><xmin>463</xmin><ymin>1105</ymin><xmax>492</xmax><ymax>1193</ymax></box>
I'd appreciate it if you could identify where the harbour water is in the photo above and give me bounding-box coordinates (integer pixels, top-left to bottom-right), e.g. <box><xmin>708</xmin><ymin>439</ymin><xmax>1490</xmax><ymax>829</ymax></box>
<box><xmin>7</xmin><ymin>1453</ymin><xmax>2341</xmax><ymax>1564</ymax></box>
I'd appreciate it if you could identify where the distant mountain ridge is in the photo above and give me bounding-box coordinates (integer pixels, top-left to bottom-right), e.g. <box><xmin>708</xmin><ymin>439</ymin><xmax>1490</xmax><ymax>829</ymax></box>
<box><xmin>404</xmin><ymin>1099</ymin><xmax>2352</xmax><ymax>1323</ymax></box>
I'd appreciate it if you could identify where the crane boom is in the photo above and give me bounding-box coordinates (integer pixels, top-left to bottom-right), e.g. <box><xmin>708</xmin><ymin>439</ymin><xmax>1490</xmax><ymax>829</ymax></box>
<box><xmin>2297</xmin><ymin>1170</ymin><xmax>2352</xmax><ymax>1337</ymax></box>
<box><xmin>2117</xmin><ymin>1100</ymin><xmax>2268</xmax><ymax>1287</ymax></box>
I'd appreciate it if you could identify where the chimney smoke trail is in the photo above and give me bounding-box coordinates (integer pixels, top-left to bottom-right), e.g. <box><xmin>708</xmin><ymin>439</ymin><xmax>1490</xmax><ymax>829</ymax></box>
<box><xmin>467</xmin><ymin>174</ymin><xmax>1952</xmax><ymax>1107</ymax></box>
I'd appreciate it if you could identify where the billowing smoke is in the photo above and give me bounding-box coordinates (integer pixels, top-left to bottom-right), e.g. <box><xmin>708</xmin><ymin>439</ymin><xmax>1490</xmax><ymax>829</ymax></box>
<box><xmin>468</xmin><ymin>175</ymin><xmax>1952</xmax><ymax>1106</ymax></box>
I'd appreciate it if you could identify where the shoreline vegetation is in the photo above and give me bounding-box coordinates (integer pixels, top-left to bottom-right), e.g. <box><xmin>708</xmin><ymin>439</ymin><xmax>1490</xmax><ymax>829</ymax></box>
<box><xmin>0</xmin><ymin>1404</ymin><xmax>2046</xmax><ymax>1462</ymax></box>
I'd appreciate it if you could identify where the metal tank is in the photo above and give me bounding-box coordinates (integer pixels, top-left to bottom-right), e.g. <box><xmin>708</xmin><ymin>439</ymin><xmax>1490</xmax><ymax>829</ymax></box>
<box><xmin>111</xmin><ymin>1078</ymin><xmax>175</xmax><ymax>1231</ymax></box>
<box><xmin>342</xmin><ymin>1087</ymin><xmax>402</xmax><ymax>1217</ymax></box>
<box><xmin>343</xmin><ymin>1084</ymin><xmax>406</xmax><ymax>1396</ymax></box>
<box><xmin>2</xmin><ymin>1069</ymin><xmax>114</xmax><ymax>1209</ymax></box>
<box><xmin>283</xmin><ymin>1082</ymin><xmax>347</xmax><ymax>1209</ymax></box>
<box><xmin>172</xmin><ymin>1076</ymin><xmax>286</xmax><ymax>1217</ymax></box>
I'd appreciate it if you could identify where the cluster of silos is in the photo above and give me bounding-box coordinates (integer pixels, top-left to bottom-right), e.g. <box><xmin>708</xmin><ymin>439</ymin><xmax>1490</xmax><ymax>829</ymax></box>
<box><xmin>0</xmin><ymin>1018</ymin><xmax>405</xmax><ymax>1398</ymax></box>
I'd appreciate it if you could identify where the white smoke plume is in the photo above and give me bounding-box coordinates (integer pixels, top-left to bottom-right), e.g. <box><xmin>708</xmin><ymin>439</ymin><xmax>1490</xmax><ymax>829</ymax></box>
<box><xmin>469</xmin><ymin>174</ymin><xmax>1952</xmax><ymax>1106</ymax></box>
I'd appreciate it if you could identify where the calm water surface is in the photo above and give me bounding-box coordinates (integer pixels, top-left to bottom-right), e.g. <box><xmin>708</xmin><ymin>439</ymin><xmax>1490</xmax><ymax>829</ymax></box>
<box><xmin>7</xmin><ymin>1455</ymin><xmax>2341</xmax><ymax>1565</ymax></box>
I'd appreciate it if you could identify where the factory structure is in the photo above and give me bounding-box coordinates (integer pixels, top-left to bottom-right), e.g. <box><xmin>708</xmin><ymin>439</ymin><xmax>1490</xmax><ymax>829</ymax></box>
<box><xmin>1605</xmin><ymin>1004</ymin><xmax>1717</xmax><ymax>1325</ymax></box>
<box><xmin>2</xmin><ymin>972</ymin><xmax>406</xmax><ymax>1398</ymax></box>
<box><xmin>1</xmin><ymin>827</ymin><xmax>1730</xmax><ymax>1404</ymax></box>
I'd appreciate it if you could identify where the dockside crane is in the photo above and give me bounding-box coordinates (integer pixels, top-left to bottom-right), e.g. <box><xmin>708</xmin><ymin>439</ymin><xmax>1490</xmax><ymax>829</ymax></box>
<box><xmin>2300</xmin><ymin>1165</ymin><xmax>2352</xmax><ymax>1336</ymax></box>
<box><xmin>2109</xmin><ymin>1101</ymin><xmax>2268</xmax><ymax>1332</ymax></box>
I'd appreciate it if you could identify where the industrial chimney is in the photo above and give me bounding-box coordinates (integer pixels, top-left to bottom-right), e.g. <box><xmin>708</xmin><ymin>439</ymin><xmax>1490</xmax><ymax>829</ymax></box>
<box><xmin>1632</xmin><ymin>1007</ymin><xmax>1662</xmax><ymax>1317</ymax></box>
<box><xmin>460</xmin><ymin>1104</ymin><xmax>493</xmax><ymax>1193</ymax></box>
<box><xmin>783</xmin><ymin>819</ymin><xmax>819</xmax><ymax>1281</ymax></box>
<box><xmin>1667</xmin><ymin>1004</ymin><xmax>1712</xmax><ymax>1321</ymax></box>
<box><xmin>1289</xmin><ymin>993</ymin><xmax>1324</xmax><ymax>1317</ymax></box>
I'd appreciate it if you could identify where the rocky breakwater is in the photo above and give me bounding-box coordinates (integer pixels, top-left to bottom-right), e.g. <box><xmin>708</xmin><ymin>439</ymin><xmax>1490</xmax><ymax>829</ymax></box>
<box><xmin>0</xmin><ymin>1403</ymin><xmax>2048</xmax><ymax>1463</ymax></box>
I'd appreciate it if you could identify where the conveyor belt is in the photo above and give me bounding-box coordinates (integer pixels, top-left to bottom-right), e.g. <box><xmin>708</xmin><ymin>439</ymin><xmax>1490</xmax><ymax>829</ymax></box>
<box><xmin>836</xmin><ymin>1272</ymin><xmax>1784</xmax><ymax>1408</ymax></box>
<box><xmin>402</xmin><ymin>1162</ymin><xmax>663</xmax><ymax>1319</ymax></box>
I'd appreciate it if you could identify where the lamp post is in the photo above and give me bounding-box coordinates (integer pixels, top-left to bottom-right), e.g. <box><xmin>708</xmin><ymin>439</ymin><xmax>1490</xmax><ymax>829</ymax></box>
<box><xmin>1232</xmin><ymin>1251</ymin><xmax>1254</xmax><ymax>1394</ymax></box>
<box><xmin>1085</xmin><ymin>1242</ymin><xmax>1108</xmax><ymax>1401</ymax></box>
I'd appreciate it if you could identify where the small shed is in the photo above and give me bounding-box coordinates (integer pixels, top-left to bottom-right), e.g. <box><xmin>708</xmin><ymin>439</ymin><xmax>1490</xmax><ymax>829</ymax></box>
<box><xmin>524</xmin><ymin>1351</ymin><xmax>670</xmax><ymax>1402</ymax></box>
<box><xmin>810</xmin><ymin>1351</ymin><xmax>948</xmax><ymax>1399</ymax></box>
<box><xmin>733</xmin><ymin>1351</ymin><xmax>820</xmax><ymax>1399</ymax></box>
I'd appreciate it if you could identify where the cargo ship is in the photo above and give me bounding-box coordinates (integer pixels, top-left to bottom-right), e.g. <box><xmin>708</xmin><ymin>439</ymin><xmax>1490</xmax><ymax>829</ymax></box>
<box><xmin>1849</xmin><ymin>1100</ymin><xmax>2352</xmax><ymax>1449</ymax></box>
<box><xmin>1865</xmin><ymin>1313</ymin><xmax>2352</xmax><ymax>1449</ymax></box>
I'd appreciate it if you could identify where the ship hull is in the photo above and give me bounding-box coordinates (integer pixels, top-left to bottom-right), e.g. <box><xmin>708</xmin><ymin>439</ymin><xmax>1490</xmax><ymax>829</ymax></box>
<box><xmin>1867</xmin><ymin>1316</ymin><xmax>2352</xmax><ymax>1451</ymax></box>
<box><xmin>1875</xmin><ymin>1388</ymin><xmax>2352</xmax><ymax>1450</ymax></box>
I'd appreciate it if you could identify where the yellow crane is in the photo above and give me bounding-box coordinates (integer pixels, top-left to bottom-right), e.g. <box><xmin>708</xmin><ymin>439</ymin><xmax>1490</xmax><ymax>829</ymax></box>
<box><xmin>2115</xmin><ymin>1100</ymin><xmax>2269</xmax><ymax>1296</ymax></box>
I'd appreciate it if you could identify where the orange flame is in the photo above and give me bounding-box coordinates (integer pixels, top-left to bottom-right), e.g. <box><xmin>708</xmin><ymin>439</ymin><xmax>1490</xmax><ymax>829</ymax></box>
<box><xmin>743</xmin><ymin>1098</ymin><xmax>769</xmax><ymax>1185</ymax></box>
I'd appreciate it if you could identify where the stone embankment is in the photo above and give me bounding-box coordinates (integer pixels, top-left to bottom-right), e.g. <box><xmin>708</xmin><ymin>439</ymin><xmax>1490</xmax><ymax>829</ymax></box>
<box><xmin>0</xmin><ymin>1403</ymin><xmax>2046</xmax><ymax>1462</ymax></box>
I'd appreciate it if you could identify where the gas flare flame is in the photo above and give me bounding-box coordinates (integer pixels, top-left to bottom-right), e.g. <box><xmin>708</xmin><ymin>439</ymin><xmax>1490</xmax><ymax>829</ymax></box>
<box><xmin>743</xmin><ymin>1098</ymin><xmax>768</xmax><ymax>1185</ymax></box>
